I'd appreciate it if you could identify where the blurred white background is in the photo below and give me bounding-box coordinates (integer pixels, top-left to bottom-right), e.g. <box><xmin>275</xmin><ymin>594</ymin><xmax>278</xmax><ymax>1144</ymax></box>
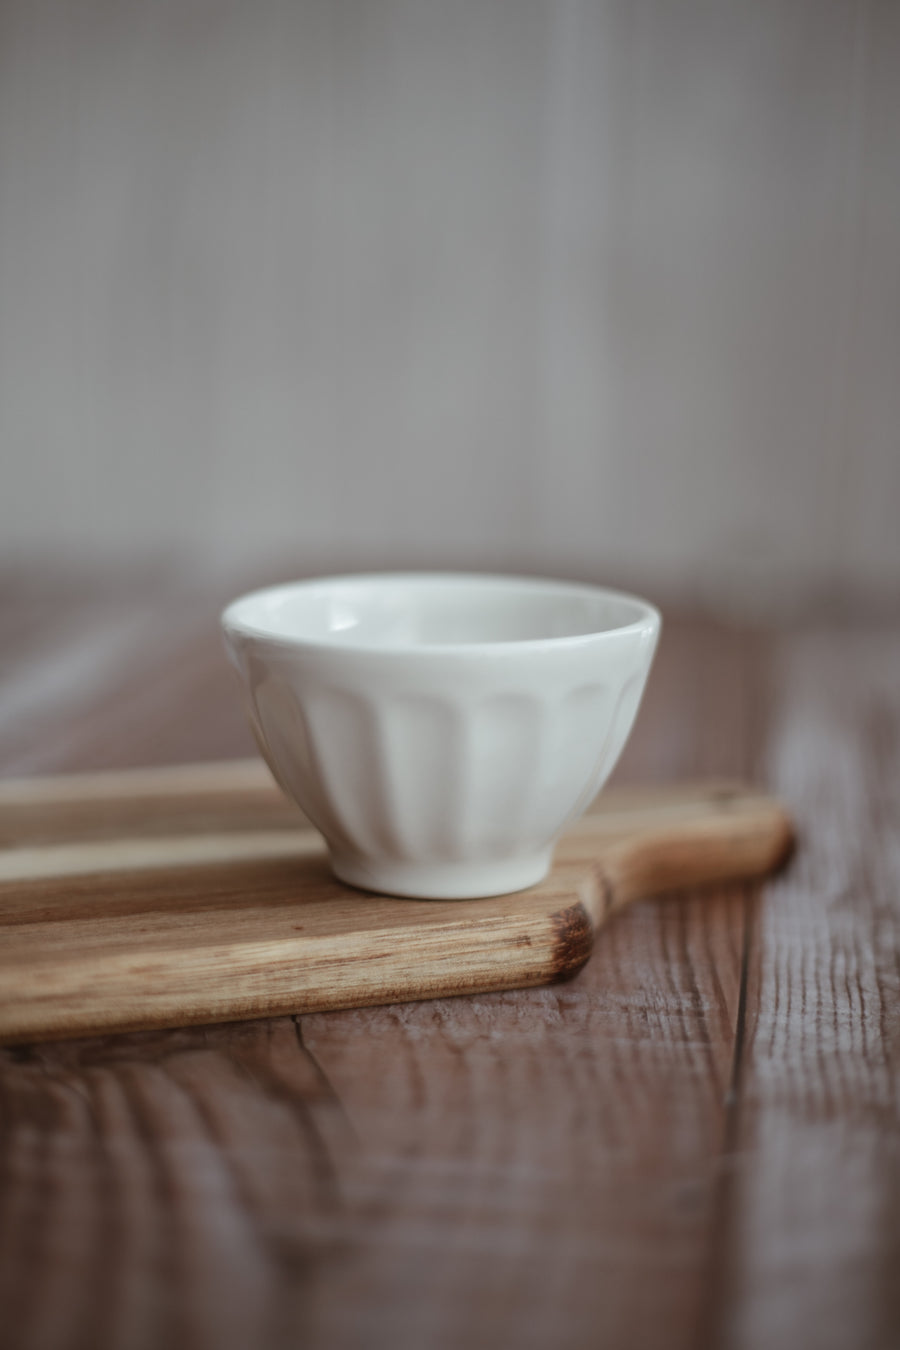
<box><xmin>1</xmin><ymin>0</ymin><xmax>898</xmax><ymax>613</ymax></box>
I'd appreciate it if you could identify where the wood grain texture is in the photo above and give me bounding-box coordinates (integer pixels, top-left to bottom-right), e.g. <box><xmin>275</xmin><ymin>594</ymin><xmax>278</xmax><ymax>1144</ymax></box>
<box><xmin>0</xmin><ymin>1019</ymin><xmax>353</xmax><ymax>1350</ymax></box>
<box><xmin>715</xmin><ymin>621</ymin><xmax>900</xmax><ymax>1350</ymax></box>
<box><xmin>3</xmin><ymin>581</ymin><xmax>896</xmax><ymax>1350</ymax></box>
<box><xmin>0</xmin><ymin>767</ymin><xmax>791</xmax><ymax>1043</ymax></box>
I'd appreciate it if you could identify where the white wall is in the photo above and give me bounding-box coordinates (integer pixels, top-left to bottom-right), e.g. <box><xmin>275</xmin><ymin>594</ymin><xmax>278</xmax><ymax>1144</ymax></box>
<box><xmin>1</xmin><ymin>0</ymin><xmax>898</xmax><ymax>611</ymax></box>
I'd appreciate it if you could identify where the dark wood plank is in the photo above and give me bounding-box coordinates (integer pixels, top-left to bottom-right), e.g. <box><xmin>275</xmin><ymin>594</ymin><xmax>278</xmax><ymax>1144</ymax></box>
<box><xmin>714</xmin><ymin>620</ymin><xmax>900</xmax><ymax>1350</ymax></box>
<box><xmin>0</xmin><ymin>1019</ymin><xmax>352</xmax><ymax>1350</ymax></box>
<box><xmin>299</xmin><ymin>889</ymin><xmax>747</xmax><ymax>1350</ymax></box>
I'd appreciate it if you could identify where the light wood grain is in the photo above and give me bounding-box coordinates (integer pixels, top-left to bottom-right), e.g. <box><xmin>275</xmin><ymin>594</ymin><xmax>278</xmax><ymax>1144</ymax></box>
<box><xmin>0</xmin><ymin>767</ymin><xmax>791</xmax><ymax>1043</ymax></box>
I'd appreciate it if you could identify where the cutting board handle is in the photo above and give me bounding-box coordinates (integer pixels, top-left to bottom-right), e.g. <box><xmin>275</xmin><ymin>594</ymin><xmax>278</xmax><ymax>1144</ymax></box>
<box><xmin>581</xmin><ymin>783</ymin><xmax>794</xmax><ymax>924</ymax></box>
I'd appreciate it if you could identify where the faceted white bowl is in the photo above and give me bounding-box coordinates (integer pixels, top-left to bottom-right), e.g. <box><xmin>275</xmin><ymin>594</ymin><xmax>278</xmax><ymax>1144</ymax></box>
<box><xmin>221</xmin><ymin>574</ymin><xmax>660</xmax><ymax>899</ymax></box>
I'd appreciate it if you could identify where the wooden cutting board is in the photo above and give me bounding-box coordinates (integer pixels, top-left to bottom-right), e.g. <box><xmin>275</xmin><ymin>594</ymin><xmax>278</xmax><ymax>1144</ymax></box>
<box><xmin>0</xmin><ymin>760</ymin><xmax>793</xmax><ymax>1044</ymax></box>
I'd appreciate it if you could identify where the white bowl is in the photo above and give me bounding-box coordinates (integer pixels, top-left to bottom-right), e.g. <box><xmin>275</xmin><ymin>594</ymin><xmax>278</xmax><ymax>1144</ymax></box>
<box><xmin>222</xmin><ymin>573</ymin><xmax>660</xmax><ymax>899</ymax></box>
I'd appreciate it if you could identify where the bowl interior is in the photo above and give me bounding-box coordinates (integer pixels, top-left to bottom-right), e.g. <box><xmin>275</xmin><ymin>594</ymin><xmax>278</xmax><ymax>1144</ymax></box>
<box><xmin>223</xmin><ymin>574</ymin><xmax>656</xmax><ymax>651</ymax></box>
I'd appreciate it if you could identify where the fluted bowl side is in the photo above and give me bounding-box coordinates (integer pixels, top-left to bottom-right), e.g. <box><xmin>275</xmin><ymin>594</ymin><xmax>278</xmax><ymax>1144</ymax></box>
<box><xmin>222</xmin><ymin>574</ymin><xmax>660</xmax><ymax>899</ymax></box>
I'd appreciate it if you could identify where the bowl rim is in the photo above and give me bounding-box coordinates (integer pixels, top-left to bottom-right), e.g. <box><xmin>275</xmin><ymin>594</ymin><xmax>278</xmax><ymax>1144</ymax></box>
<box><xmin>221</xmin><ymin>571</ymin><xmax>661</xmax><ymax>657</ymax></box>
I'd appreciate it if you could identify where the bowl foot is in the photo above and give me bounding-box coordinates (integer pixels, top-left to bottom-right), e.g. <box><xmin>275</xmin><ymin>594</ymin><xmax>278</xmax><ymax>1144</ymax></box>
<box><xmin>329</xmin><ymin>849</ymin><xmax>554</xmax><ymax>901</ymax></box>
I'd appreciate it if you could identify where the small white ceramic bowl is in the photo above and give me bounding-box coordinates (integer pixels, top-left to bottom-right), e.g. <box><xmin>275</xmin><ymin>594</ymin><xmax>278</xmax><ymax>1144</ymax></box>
<box><xmin>222</xmin><ymin>573</ymin><xmax>660</xmax><ymax>899</ymax></box>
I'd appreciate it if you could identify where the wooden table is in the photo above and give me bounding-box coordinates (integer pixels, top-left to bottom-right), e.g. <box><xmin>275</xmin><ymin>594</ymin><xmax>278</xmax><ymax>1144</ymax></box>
<box><xmin>1</xmin><ymin>576</ymin><xmax>898</xmax><ymax>1350</ymax></box>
